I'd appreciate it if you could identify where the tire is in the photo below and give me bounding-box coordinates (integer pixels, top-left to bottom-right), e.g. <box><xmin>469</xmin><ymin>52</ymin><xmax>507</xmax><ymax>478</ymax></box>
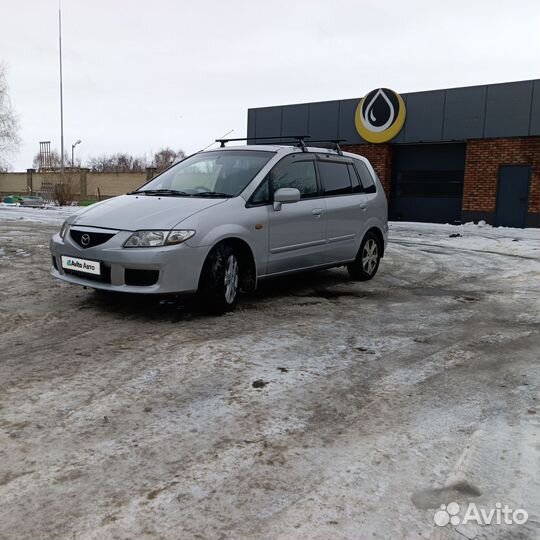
<box><xmin>347</xmin><ymin>231</ymin><xmax>382</xmax><ymax>281</ymax></box>
<box><xmin>198</xmin><ymin>243</ymin><xmax>240</xmax><ymax>314</ymax></box>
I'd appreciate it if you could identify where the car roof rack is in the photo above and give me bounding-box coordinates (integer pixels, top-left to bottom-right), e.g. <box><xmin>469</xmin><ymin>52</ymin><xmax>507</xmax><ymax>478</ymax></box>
<box><xmin>214</xmin><ymin>135</ymin><xmax>346</xmax><ymax>155</ymax></box>
<box><xmin>215</xmin><ymin>135</ymin><xmax>311</xmax><ymax>152</ymax></box>
<box><xmin>306</xmin><ymin>139</ymin><xmax>346</xmax><ymax>156</ymax></box>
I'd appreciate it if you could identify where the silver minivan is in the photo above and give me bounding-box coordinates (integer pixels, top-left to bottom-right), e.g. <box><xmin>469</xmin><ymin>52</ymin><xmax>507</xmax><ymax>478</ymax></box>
<box><xmin>50</xmin><ymin>142</ymin><xmax>388</xmax><ymax>312</ymax></box>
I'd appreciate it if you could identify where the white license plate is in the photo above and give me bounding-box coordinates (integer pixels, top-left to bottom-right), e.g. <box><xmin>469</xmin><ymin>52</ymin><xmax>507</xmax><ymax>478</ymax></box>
<box><xmin>61</xmin><ymin>256</ymin><xmax>101</xmax><ymax>276</ymax></box>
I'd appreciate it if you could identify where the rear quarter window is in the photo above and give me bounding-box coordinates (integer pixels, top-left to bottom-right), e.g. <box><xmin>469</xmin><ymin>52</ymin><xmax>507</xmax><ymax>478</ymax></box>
<box><xmin>354</xmin><ymin>160</ymin><xmax>377</xmax><ymax>194</ymax></box>
<box><xmin>347</xmin><ymin>164</ymin><xmax>363</xmax><ymax>193</ymax></box>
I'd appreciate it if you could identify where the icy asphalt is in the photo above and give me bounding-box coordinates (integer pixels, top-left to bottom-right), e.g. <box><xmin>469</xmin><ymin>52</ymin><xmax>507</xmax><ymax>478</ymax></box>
<box><xmin>0</xmin><ymin>206</ymin><xmax>539</xmax><ymax>539</ymax></box>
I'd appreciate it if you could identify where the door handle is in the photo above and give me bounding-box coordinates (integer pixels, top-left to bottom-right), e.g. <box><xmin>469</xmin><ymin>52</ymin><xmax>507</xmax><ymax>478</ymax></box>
<box><xmin>360</xmin><ymin>204</ymin><xmax>367</xmax><ymax>211</ymax></box>
<box><xmin>312</xmin><ymin>208</ymin><xmax>323</xmax><ymax>216</ymax></box>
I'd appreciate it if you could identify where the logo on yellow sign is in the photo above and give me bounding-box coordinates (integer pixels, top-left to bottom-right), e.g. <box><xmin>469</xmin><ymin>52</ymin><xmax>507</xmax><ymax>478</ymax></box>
<box><xmin>355</xmin><ymin>88</ymin><xmax>406</xmax><ymax>143</ymax></box>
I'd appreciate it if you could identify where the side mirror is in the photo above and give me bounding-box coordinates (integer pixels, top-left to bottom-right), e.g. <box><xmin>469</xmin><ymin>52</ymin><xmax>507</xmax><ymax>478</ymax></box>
<box><xmin>273</xmin><ymin>188</ymin><xmax>301</xmax><ymax>211</ymax></box>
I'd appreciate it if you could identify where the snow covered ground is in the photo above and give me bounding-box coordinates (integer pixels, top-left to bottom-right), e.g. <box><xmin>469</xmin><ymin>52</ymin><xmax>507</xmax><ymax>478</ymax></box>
<box><xmin>0</xmin><ymin>217</ymin><xmax>539</xmax><ymax>540</ymax></box>
<box><xmin>0</xmin><ymin>203</ymin><xmax>78</xmax><ymax>224</ymax></box>
<box><xmin>391</xmin><ymin>220</ymin><xmax>540</xmax><ymax>257</ymax></box>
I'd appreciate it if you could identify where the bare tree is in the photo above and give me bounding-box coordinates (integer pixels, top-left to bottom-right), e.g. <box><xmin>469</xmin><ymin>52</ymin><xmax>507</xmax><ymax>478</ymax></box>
<box><xmin>0</xmin><ymin>64</ymin><xmax>20</xmax><ymax>170</ymax></box>
<box><xmin>85</xmin><ymin>148</ymin><xmax>186</xmax><ymax>174</ymax></box>
<box><xmin>52</xmin><ymin>172</ymin><xmax>74</xmax><ymax>206</ymax></box>
<box><xmin>153</xmin><ymin>148</ymin><xmax>186</xmax><ymax>172</ymax></box>
<box><xmin>86</xmin><ymin>154</ymin><xmax>112</xmax><ymax>173</ymax></box>
<box><xmin>87</xmin><ymin>153</ymin><xmax>147</xmax><ymax>173</ymax></box>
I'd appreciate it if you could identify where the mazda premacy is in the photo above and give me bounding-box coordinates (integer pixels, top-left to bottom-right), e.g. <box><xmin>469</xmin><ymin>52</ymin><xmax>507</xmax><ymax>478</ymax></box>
<box><xmin>50</xmin><ymin>142</ymin><xmax>388</xmax><ymax>312</ymax></box>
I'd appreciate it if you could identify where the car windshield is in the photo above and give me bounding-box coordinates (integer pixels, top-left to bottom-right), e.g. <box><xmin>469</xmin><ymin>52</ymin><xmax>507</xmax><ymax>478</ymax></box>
<box><xmin>134</xmin><ymin>150</ymin><xmax>274</xmax><ymax>197</ymax></box>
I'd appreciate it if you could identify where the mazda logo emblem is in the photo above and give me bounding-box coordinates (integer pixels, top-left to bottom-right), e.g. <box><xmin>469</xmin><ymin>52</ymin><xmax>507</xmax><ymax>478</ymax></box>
<box><xmin>81</xmin><ymin>233</ymin><xmax>91</xmax><ymax>246</ymax></box>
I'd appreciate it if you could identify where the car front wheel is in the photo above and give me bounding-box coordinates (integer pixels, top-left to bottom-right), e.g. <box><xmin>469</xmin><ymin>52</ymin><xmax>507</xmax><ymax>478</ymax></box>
<box><xmin>199</xmin><ymin>243</ymin><xmax>240</xmax><ymax>313</ymax></box>
<box><xmin>347</xmin><ymin>231</ymin><xmax>382</xmax><ymax>281</ymax></box>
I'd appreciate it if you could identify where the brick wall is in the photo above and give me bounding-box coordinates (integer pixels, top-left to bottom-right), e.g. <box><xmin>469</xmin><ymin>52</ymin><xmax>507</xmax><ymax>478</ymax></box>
<box><xmin>342</xmin><ymin>143</ymin><xmax>392</xmax><ymax>198</ymax></box>
<box><xmin>463</xmin><ymin>137</ymin><xmax>540</xmax><ymax>225</ymax></box>
<box><xmin>345</xmin><ymin>138</ymin><xmax>540</xmax><ymax>226</ymax></box>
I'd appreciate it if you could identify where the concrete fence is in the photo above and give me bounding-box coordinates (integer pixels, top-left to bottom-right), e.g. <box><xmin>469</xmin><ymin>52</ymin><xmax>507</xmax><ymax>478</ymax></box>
<box><xmin>0</xmin><ymin>168</ymin><xmax>157</xmax><ymax>200</ymax></box>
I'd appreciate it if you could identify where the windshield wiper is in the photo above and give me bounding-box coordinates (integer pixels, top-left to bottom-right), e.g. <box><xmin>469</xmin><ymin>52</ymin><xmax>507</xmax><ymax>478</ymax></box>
<box><xmin>193</xmin><ymin>191</ymin><xmax>233</xmax><ymax>198</ymax></box>
<box><xmin>129</xmin><ymin>189</ymin><xmax>193</xmax><ymax>197</ymax></box>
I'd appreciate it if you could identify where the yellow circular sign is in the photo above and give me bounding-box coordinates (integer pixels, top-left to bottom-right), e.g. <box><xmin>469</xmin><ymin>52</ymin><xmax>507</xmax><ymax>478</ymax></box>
<box><xmin>355</xmin><ymin>88</ymin><xmax>406</xmax><ymax>143</ymax></box>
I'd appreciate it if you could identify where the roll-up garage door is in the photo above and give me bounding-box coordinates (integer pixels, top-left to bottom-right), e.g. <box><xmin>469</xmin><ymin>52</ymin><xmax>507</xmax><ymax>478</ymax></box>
<box><xmin>390</xmin><ymin>143</ymin><xmax>466</xmax><ymax>224</ymax></box>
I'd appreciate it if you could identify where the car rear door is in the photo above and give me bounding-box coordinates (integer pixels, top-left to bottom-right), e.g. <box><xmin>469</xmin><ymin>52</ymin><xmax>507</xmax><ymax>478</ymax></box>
<box><xmin>316</xmin><ymin>154</ymin><xmax>367</xmax><ymax>263</ymax></box>
<box><xmin>266</xmin><ymin>154</ymin><xmax>327</xmax><ymax>274</ymax></box>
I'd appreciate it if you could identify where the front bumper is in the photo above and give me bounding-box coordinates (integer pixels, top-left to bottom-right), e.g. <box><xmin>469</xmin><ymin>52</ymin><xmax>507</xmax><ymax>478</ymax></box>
<box><xmin>49</xmin><ymin>228</ymin><xmax>209</xmax><ymax>294</ymax></box>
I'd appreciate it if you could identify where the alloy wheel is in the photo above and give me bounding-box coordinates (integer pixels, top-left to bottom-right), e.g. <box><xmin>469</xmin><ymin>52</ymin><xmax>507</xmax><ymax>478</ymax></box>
<box><xmin>224</xmin><ymin>254</ymin><xmax>239</xmax><ymax>304</ymax></box>
<box><xmin>362</xmin><ymin>238</ymin><xmax>379</xmax><ymax>275</ymax></box>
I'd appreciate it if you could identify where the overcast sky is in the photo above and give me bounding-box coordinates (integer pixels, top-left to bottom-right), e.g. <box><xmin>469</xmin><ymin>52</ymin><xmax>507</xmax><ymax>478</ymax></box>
<box><xmin>1</xmin><ymin>0</ymin><xmax>539</xmax><ymax>170</ymax></box>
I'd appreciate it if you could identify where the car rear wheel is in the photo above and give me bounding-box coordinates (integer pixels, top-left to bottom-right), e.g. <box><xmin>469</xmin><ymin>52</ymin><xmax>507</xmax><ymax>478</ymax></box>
<box><xmin>347</xmin><ymin>231</ymin><xmax>381</xmax><ymax>281</ymax></box>
<box><xmin>199</xmin><ymin>243</ymin><xmax>240</xmax><ymax>313</ymax></box>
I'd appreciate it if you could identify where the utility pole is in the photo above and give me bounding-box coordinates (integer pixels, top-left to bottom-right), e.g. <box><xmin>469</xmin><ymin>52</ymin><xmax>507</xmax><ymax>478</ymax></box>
<box><xmin>59</xmin><ymin>2</ymin><xmax>65</xmax><ymax>175</ymax></box>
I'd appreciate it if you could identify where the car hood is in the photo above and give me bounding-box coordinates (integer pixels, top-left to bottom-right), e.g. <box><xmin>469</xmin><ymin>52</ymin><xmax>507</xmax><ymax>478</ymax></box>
<box><xmin>71</xmin><ymin>194</ymin><xmax>226</xmax><ymax>231</ymax></box>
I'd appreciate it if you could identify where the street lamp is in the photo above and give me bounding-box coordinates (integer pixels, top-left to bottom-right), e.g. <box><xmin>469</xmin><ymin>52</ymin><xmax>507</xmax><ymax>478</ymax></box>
<box><xmin>71</xmin><ymin>139</ymin><xmax>81</xmax><ymax>168</ymax></box>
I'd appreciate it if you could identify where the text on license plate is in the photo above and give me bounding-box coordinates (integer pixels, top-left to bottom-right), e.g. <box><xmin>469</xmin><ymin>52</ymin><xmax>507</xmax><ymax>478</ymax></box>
<box><xmin>61</xmin><ymin>256</ymin><xmax>101</xmax><ymax>276</ymax></box>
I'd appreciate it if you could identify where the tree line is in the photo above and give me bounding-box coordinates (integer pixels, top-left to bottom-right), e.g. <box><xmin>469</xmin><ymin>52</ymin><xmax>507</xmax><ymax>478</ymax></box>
<box><xmin>31</xmin><ymin>148</ymin><xmax>187</xmax><ymax>174</ymax></box>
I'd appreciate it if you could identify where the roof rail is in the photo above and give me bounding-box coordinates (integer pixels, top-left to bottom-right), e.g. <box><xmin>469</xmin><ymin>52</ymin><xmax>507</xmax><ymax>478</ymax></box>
<box><xmin>215</xmin><ymin>135</ymin><xmax>310</xmax><ymax>150</ymax></box>
<box><xmin>307</xmin><ymin>139</ymin><xmax>346</xmax><ymax>156</ymax></box>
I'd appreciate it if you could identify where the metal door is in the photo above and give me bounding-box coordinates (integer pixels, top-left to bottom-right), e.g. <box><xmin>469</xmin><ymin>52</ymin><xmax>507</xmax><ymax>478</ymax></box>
<box><xmin>495</xmin><ymin>166</ymin><xmax>530</xmax><ymax>228</ymax></box>
<box><xmin>390</xmin><ymin>143</ymin><xmax>466</xmax><ymax>224</ymax></box>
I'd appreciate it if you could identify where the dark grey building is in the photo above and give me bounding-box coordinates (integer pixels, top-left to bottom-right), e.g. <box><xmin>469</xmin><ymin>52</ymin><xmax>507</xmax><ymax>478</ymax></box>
<box><xmin>247</xmin><ymin>80</ymin><xmax>540</xmax><ymax>227</ymax></box>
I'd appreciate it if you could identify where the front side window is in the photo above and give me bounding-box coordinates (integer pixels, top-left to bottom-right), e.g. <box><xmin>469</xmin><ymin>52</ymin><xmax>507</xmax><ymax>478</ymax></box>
<box><xmin>250</xmin><ymin>179</ymin><xmax>270</xmax><ymax>205</ymax></box>
<box><xmin>271</xmin><ymin>159</ymin><xmax>318</xmax><ymax>199</ymax></box>
<box><xmin>318</xmin><ymin>161</ymin><xmax>352</xmax><ymax>196</ymax></box>
<box><xmin>135</xmin><ymin>150</ymin><xmax>273</xmax><ymax>197</ymax></box>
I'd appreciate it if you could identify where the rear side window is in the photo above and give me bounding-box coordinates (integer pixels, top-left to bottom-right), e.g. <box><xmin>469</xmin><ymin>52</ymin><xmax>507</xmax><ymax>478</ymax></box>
<box><xmin>354</xmin><ymin>160</ymin><xmax>377</xmax><ymax>193</ymax></box>
<box><xmin>318</xmin><ymin>161</ymin><xmax>352</xmax><ymax>196</ymax></box>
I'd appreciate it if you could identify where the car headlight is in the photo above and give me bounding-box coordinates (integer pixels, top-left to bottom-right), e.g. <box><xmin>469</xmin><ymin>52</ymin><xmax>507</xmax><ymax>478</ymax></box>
<box><xmin>59</xmin><ymin>220</ymin><xmax>71</xmax><ymax>239</ymax></box>
<box><xmin>123</xmin><ymin>230</ymin><xmax>196</xmax><ymax>248</ymax></box>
